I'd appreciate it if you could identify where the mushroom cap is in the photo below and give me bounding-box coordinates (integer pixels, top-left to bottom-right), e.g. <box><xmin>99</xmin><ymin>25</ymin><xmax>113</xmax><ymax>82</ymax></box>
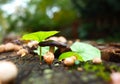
<box><xmin>92</xmin><ymin>57</ymin><xmax>102</xmax><ymax>64</ymax></box>
<box><xmin>47</xmin><ymin>36</ymin><xmax>58</xmax><ymax>41</ymax></box>
<box><xmin>110</xmin><ymin>72</ymin><xmax>120</xmax><ymax>84</ymax></box>
<box><xmin>58</xmin><ymin>36</ymin><xmax>67</xmax><ymax>43</ymax></box>
<box><xmin>0</xmin><ymin>61</ymin><xmax>18</xmax><ymax>83</ymax></box>
<box><xmin>63</xmin><ymin>57</ymin><xmax>75</xmax><ymax>66</ymax></box>
<box><xmin>39</xmin><ymin>40</ymin><xmax>67</xmax><ymax>48</ymax></box>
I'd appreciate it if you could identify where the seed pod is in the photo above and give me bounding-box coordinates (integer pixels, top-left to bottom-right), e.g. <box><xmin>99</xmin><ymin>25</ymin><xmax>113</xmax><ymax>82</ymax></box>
<box><xmin>43</xmin><ymin>51</ymin><xmax>54</xmax><ymax>65</ymax></box>
<box><xmin>92</xmin><ymin>57</ymin><xmax>102</xmax><ymax>64</ymax></box>
<box><xmin>0</xmin><ymin>45</ymin><xmax>5</xmax><ymax>53</ymax></box>
<box><xmin>63</xmin><ymin>57</ymin><xmax>75</xmax><ymax>66</ymax></box>
<box><xmin>4</xmin><ymin>43</ymin><xmax>15</xmax><ymax>51</ymax></box>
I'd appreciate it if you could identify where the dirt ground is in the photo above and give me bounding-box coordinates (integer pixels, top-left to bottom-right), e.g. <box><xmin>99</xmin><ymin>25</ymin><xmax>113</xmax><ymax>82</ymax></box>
<box><xmin>1</xmin><ymin>42</ymin><xmax>120</xmax><ymax>84</ymax></box>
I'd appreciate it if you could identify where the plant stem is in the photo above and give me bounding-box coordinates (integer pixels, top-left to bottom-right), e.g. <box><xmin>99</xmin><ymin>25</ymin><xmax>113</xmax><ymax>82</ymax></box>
<box><xmin>40</xmin><ymin>46</ymin><xmax>42</xmax><ymax>61</ymax></box>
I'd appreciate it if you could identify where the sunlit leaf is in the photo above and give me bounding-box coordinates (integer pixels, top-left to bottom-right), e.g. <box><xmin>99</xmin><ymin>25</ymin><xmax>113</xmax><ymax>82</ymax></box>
<box><xmin>22</xmin><ymin>31</ymin><xmax>59</xmax><ymax>42</ymax></box>
<box><xmin>70</xmin><ymin>42</ymin><xmax>101</xmax><ymax>61</ymax></box>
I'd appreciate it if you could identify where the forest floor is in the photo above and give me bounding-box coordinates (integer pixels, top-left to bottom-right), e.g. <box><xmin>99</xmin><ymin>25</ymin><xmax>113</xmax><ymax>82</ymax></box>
<box><xmin>1</xmin><ymin>41</ymin><xmax>120</xmax><ymax>84</ymax></box>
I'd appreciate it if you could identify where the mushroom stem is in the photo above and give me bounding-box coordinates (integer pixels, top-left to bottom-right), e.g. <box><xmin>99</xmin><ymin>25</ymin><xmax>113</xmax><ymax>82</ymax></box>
<box><xmin>49</xmin><ymin>46</ymin><xmax>55</xmax><ymax>53</ymax></box>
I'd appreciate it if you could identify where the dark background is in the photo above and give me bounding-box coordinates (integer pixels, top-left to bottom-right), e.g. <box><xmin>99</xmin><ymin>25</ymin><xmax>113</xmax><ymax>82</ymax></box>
<box><xmin>0</xmin><ymin>0</ymin><xmax>120</xmax><ymax>42</ymax></box>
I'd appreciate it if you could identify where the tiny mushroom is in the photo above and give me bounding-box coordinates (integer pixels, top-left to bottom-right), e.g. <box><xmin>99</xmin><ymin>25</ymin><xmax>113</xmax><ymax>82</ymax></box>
<box><xmin>110</xmin><ymin>72</ymin><xmax>120</xmax><ymax>84</ymax></box>
<box><xmin>92</xmin><ymin>57</ymin><xmax>102</xmax><ymax>64</ymax></box>
<box><xmin>0</xmin><ymin>61</ymin><xmax>18</xmax><ymax>84</ymax></box>
<box><xmin>63</xmin><ymin>56</ymin><xmax>77</xmax><ymax>66</ymax></box>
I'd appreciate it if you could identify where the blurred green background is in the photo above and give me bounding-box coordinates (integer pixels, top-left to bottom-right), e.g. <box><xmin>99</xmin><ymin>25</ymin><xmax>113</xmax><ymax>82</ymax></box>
<box><xmin>0</xmin><ymin>0</ymin><xmax>120</xmax><ymax>42</ymax></box>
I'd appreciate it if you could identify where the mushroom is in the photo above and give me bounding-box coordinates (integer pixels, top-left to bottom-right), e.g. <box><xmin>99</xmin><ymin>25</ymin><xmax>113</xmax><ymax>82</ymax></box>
<box><xmin>92</xmin><ymin>57</ymin><xmax>102</xmax><ymax>64</ymax></box>
<box><xmin>0</xmin><ymin>61</ymin><xmax>18</xmax><ymax>84</ymax></box>
<box><xmin>39</xmin><ymin>40</ymin><xmax>69</xmax><ymax>64</ymax></box>
<box><xmin>39</xmin><ymin>40</ymin><xmax>68</xmax><ymax>54</ymax></box>
<box><xmin>110</xmin><ymin>72</ymin><xmax>120</xmax><ymax>84</ymax></box>
<box><xmin>63</xmin><ymin>56</ymin><xmax>77</xmax><ymax>66</ymax></box>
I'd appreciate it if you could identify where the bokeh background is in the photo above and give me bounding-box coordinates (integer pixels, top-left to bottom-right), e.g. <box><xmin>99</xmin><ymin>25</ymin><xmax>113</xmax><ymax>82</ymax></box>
<box><xmin>0</xmin><ymin>0</ymin><xmax>120</xmax><ymax>42</ymax></box>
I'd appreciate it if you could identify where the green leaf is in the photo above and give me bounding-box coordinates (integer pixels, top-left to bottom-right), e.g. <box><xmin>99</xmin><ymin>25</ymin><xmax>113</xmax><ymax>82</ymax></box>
<box><xmin>58</xmin><ymin>51</ymin><xmax>83</xmax><ymax>61</ymax></box>
<box><xmin>34</xmin><ymin>46</ymin><xmax>49</xmax><ymax>56</ymax></box>
<box><xmin>41</xmin><ymin>46</ymin><xmax>50</xmax><ymax>56</ymax></box>
<box><xmin>22</xmin><ymin>31</ymin><xmax>59</xmax><ymax>42</ymax></box>
<box><xmin>34</xmin><ymin>46</ymin><xmax>41</xmax><ymax>55</ymax></box>
<box><xmin>70</xmin><ymin>42</ymin><xmax>101</xmax><ymax>61</ymax></box>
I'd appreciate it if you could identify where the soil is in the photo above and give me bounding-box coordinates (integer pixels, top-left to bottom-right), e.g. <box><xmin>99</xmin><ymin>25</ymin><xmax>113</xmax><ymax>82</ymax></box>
<box><xmin>1</xmin><ymin>41</ymin><xmax>120</xmax><ymax>84</ymax></box>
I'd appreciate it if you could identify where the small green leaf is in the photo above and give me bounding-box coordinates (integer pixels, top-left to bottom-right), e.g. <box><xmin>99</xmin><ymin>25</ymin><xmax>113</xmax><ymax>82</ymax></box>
<box><xmin>41</xmin><ymin>46</ymin><xmax>50</xmax><ymax>56</ymax></box>
<box><xmin>22</xmin><ymin>31</ymin><xmax>59</xmax><ymax>42</ymax></box>
<box><xmin>58</xmin><ymin>51</ymin><xmax>83</xmax><ymax>61</ymax></box>
<box><xmin>41</xmin><ymin>46</ymin><xmax>57</xmax><ymax>56</ymax></box>
<box><xmin>34</xmin><ymin>46</ymin><xmax>58</xmax><ymax>56</ymax></box>
<box><xmin>34</xmin><ymin>46</ymin><xmax>49</xmax><ymax>56</ymax></box>
<box><xmin>70</xmin><ymin>42</ymin><xmax>101</xmax><ymax>61</ymax></box>
<box><xmin>34</xmin><ymin>46</ymin><xmax>41</xmax><ymax>55</ymax></box>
